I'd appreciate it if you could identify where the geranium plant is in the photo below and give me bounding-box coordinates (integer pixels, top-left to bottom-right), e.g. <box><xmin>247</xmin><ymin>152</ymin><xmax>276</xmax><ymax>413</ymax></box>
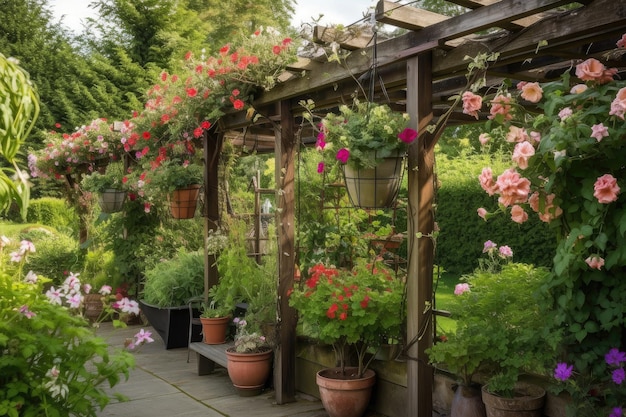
<box><xmin>472</xmin><ymin>35</ymin><xmax>626</xmax><ymax>375</ymax></box>
<box><xmin>80</xmin><ymin>162</ymin><xmax>127</xmax><ymax>193</ymax></box>
<box><xmin>124</xmin><ymin>27</ymin><xmax>297</xmax><ymax>201</ymax></box>
<box><xmin>288</xmin><ymin>257</ymin><xmax>405</xmax><ymax>378</ymax></box>
<box><xmin>0</xmin><ymin>236</ymin><xmax>153</xmax><ymax>416</ymax></box>
<box><xmin>427</xmin><ymin>246</ymin><xmax>559</xmax><ymax>397</ymax></box>
<box><xmin>314</xmin><ymin>99</ymin><xmax>418</xmax><ymax>172</ymax></box>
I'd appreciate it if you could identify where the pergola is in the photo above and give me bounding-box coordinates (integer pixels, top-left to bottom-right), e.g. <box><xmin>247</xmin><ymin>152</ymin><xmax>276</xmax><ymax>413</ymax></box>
<box><xmin>201</xmin><ymin>1</ymin><xmax>626</xmax><ymax>415</ymax></box>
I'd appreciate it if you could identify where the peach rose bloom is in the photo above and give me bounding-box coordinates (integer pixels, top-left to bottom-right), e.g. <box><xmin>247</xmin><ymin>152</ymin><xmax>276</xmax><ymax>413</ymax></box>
<box><xmin>462</xmin><ymin>91</ymin><xmax>483</xmax><ymax>119</ymax></box>
<box><xmin>575</xmin><ymin>58</ymin><xmax>606</xmax><ymax>82</ymax></box>
<box><xmin>520</xmin><ymin>82</ymin><xmax>543</xmax><ymax>103</ymax></box>
<box><xmin>593</xmin><ymin>174</ymin><xmax>620</xmax><ymax>204</ymax></box>
<box><xmin>478</xmin><ymin>167</ymin><xmax>497</xmax><ymax>196</ymax></box>
<box><xmin>529</xmin><ymin>192</ymin><xmax>562</xmax><ymax>222</ymax></box>
<box><xmin>585</xmin><ymin>256</ymin><xmax>605</xmax><ymax>270</ymax></box>
<box><xmin>512</xmin><ymin>141</ymin><xmax>535</xmax><ymax>170</ymax></box>
<box><xmin>506</xmin><ymin>125</ymin><xmax>529</xmax><ymax>143</ymax></box>
<box><xmin>495</xmin><ymin>168</ymin><xmax>531</xmax><ymax>207</ymax></box>
<box><xmin>510</xmin><ymin>205</ymin><xmax>528</xmax><ymax>224</ymax></box>
<box><xmin>488</xmin><ymin>94</ymin><xmax>513</xmax><ymax>121</ymax></box>
<box><xmin>570</xmin><ymin>84</ymin><xmax>588</xmax><ymax>94</ymax></box>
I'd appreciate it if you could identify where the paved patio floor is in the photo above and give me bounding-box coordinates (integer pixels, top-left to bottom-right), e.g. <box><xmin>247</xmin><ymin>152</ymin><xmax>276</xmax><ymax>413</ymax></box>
<box><xmin>95</xmin><ymin>322</ymin><xmax>387</xmax><ymax>417</ymax></box>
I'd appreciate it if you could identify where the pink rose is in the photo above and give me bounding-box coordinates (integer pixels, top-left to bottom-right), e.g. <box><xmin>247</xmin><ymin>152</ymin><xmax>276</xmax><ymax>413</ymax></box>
<box><xmin>506</xmin><ymin>126</ymin><xmax>529</xmax><ymax>143</ymax></box>
<box><xmin>488</xmin><ymin>94</ymin><xmax>513</xmax><ymax>121</ymax></box>
<box><xmin>590</xmin><ymin>123</ymin><xmax>609</xmax><ymax>142</ymax></box>
<box><xmin>618</xmin><ymin>33</ymin><xmax>626</xmax><ymax>48</ymax></box>
<box><xmin>317</xmin><ymin>162</ymin><xmax>325</xmax><ymax>173</ymax></box>
<box><xmin>478</xmin><ymin>167</ymin><xmax>497</xmax><ymax>196</ymax></box>
<box><xmin>575</xmin><ymin>58</ymin><xmax>606</xmax><ymax>82</ymax></box>
<box><xmin>454</xmin><ymin>283</ymin><xmax>470</xmax><ymax>295</ymax></box>
<box><xmin>495</xmin><ymin>168</ymin><xmax>531</xmax><ymax>207</ymax></box>
<box><xmin>585</xmin><ymin>256</ymin><xmax>605</xmax><ymax>270</ymax></box>
<box><xmin>336</xmin><ymin>148</ymin><xmax>350</xmax><ymax>164</ymax></box>
<box><xmin>499</xmin><ymin>245</ymin><xmax>513</xmax><ymax>258</ymax></box>
<box><xmin>398</xmin><ymin>128</ymin><xmax>418</xmax><ymax>144</ymax></box>
<box><xmin>462</xmin><ymin>91</ymin><xmax>483</xmax><ymax>119</ymax></box>
<box><xmin>510</xmin><ymin>205</ymin><xmax>528</xmax><ymax>224</ymax></box>
<box><xmin>520</xmin><ymin>82</ymin><xmax>543</xmax><ymax>103</ymax></box>
<box><xmin>609</xmin><ymin>87</ymin><xmax>626</xmax><ymax>120</ymax></box>
<box><xmin>593</xmin><ymin>174</ymin><xmax>620</xmax><ymax>204</ymax></box>
<box><xmin>477</xmin><ymin>207</ymin><xmax>487</xmax><ymax>220</ymax></box>
<box><xmin>512</xmin><ymin>141</ymin><xmax>535</xmax><ymax>170</ymax></box>
<box><xmin>529</xmin><ymin>192</ymin><xmax>562</xmax><ymax>222</ymax></box>
<box><xmin>478</xmin><ymin>133</ymin><xmax>490</xmax><ymax>146</ymax></box>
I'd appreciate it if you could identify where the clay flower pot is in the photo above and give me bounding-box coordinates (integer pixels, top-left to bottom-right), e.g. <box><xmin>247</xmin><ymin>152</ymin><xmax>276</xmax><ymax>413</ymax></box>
<box><xmin>316</xmin><ymin>367</ymin><xmax>376</xmax><ymax>417</ymax></box>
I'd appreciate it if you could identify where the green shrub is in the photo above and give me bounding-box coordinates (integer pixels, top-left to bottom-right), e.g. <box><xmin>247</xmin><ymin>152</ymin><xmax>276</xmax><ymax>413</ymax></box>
<box><xmin>19</xmin><ymin>197</ymin><xmax>78</xmax><ymax>236</ymax></box>
<box><xmin>26</xmin><ymin>233</ymin><xmax>84</xmax><ymax>284</ymax></box>
<box><xmin>142</xmin><ymin>249</ymin><xmax>205</xmax><ymax>307</ymax></box>
<box><xmin>82</xmin><ymin>246</ymin><xmax>124</xmax><ymax>291</ymax></box>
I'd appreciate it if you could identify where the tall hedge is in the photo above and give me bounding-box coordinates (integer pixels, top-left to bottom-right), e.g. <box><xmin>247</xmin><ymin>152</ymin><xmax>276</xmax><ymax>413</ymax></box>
<box><xmin>434</xmin><ymin>153</ymin><xmax>556</xmax><ymax>276</ymax></box>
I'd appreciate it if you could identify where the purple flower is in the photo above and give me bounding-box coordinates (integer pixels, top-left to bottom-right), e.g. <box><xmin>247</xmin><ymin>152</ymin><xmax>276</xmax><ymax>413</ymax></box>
<box><xmin>610</xmin><ymin>407</ymin><xmax>623</xmax><ymax>417</ymax></box>
<box><xmin>612</xmin><ymin>368</ymin><xmax>625</xmax><ymax>385</ymax></box>
<box><xmin>336</xmin><ymin>148</ymin><xmax>350</xmax><ymax>164</ymax></box>
<box><xmin>606</xmin><ymin>348</ymin><xmax>626</xmax><ymax>366</ymax></box>
<box><xmin>482</xmin><ymin>240</ymin><xmax>497</xmax><ymax>253</ymax></box>
<box><xmin>554</xmin><ymin>362</ymin><xmax>574</xmax><ymax>381</ymax></box>
<box><xmin>398</xmin><ymin>128</ymin><xmax>418</xmax><ymax>144</ymax></box>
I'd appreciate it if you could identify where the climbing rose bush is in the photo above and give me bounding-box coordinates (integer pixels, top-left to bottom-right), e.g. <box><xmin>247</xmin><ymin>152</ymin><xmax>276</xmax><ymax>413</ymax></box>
<box><xmin>471</xmin><ymin>36</ymin><xmax>626</xmax><ymax>382</ymax></box>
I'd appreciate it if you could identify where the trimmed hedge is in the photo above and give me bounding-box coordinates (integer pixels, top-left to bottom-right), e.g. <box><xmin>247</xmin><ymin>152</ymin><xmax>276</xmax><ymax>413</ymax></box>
<box><xmin>435</xmin><ymin>153</ymin><xmax>556</xmax><ymax>276</ymax></box>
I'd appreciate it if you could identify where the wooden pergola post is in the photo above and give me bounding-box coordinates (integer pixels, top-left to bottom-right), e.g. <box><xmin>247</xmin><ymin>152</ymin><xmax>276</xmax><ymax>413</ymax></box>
<box><xmin>203</xmin><ymin>130</ymin><xmax>222</xmax><ymax>303</ymax></box>
<box><xmin>406</xmin><ymin>52</ymin><xmax>435</xmax><ymax>417</ymax></box>
<box><xmin>274</xmin><ymin>99</ymin><xmax>297</xmax><ymax>404</ymax></box>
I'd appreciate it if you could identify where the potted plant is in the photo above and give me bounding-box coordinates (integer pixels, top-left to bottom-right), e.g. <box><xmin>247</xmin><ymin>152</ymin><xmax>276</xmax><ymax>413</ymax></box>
<box><xmin>426</xmin><ymin>242</ymin><xmax>560</xmax><ymax>417</ymax></box>
<box><xmin>288</xmin><ymin>257</ymin><xmax>405</xmax><ymax>417</ymax></box>
<box><xmin>225</xmin><ymin>317</ymin><xmax>273</xmax><ymax>396</ymax></box>
<box><xmin>314</xmin><ymin>99</ymin><xmax>418</xmax><ymax>208</ymax></box>
<box><xmin>147</xmin><ymin>160</ymin><xmax>204</xmax><ymax>219</ymax></box>
<box><xmin>139</xmin><ymin>249</ymin><xmax>205</xmax><ymax>349</ymax></box>
<box><xmin>81</xmin><ymin>162</ymin><xmax>127</xmax><ymax>213</ymax></box>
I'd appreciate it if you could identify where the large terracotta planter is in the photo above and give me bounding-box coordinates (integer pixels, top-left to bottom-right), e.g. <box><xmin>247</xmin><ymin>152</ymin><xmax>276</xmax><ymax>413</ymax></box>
<box><xmin>99</xmin><ymin>189</ymin><xmax>126</xmax><ymax>213</ymax></box>
<box><xmin>451</xmin><ymin>384</ymin><xmax>486</xmax><ymax>417</ymax></box>
<box><xmin>200</xmin><ymin>316</ymin><xmax>230</xmax><ymax>344</ymax></box>
<box><xmin>342</xmin><ymin>153</ymin><xmax>403</xmax><ymax>209</ymax></box>
<box><xmin>226</xmin><ymin>347</ymin><xmax>273</xmax><ymax>396</ymax></box>
<box><xmin>481</xmin><ymin>383</ymin><xmax>545</xmax><ymax>417</ymax></box>
<box><xmin>316</xmin><ymin>367</ymin><xmax>376</xmax><ymax>417</ymax></box>
<box><xmin>169</xmin><ymin>185</ymin><xmax>201</xmax><ymax>219</ymax></box>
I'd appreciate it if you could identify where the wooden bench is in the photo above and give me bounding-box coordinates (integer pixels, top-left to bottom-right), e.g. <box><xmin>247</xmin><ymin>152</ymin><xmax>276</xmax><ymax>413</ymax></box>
<box><xmin>189</xmin><ymin>341</ymin><xmax>234</xmax><ymax>375</ymax></box>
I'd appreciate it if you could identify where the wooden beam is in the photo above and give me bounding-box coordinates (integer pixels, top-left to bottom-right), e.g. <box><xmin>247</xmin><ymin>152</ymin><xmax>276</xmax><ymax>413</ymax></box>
<box><xmin>375</xmin><ymin>1</ymin><xmax>448</xmax><ymax>31</ymax></box>
<box><xmin>203</xmin><ymin>130</ymin><xmax>222</xmax><ymax>303</ymax></box>
<box><xmin>406</xmin><ymin>52</ymin><xmax>435</xmax><ymax>417</ymax></box>
<box><xmin>313</xmin><ymin>25</ymin><xmax>374</xmax><ymax>50</ymax></box>
<box><xmin>274</xmin><ymin>100</ymin><xmax>297</xmax><ymax>404</ymax></box>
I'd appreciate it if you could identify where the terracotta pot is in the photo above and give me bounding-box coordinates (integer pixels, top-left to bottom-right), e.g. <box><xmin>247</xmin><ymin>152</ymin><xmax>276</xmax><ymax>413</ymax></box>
<box><xmin>200</xmin><ymin>316</ymin><xmax>230</xmax><ymax>344</ymax></box>
<box><xmin>83</xmin><ymin>293</ymin><xmax>104</xmax><ymax>322</ymax></box>
<box><xmin>342</xmin><ymin>153</ymin><xmax>403</xmax><ymax>209</ymax></box>
<box><xmin>316</xmin><ymin>367</ymin><xmax>376</xmax><ymax>417</ymax></box>
<box><xmin>99</xmin><ymin>189</ymin><xmax>126</xmax><ymax>213</ymax></box>
<box><xmin>169</xmin><ymin>185</ymin><xmax>201</xmax><ymax>219</ymax></box>
<box><xmin>225</xmin><ymin>347</ymin><xmax>273</xmax><ymax>396</ymax></box>
<box><xmin>451</xmin><ymin>384</ymin><xmax>486</xmax><ymax>417</ymax></box>
<box><xmin>481</xmin><ymin>382</ymin><xmax>545</xmax><ymax>417</ymax></box>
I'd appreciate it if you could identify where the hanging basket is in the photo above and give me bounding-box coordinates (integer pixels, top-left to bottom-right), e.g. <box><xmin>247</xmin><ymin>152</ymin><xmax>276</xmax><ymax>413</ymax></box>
<box><xmin>168</xmin><ymin>185</ymin><xmax>201</xmax><ymax>219</ymax></box>
<box><xmin>98</xmin><ymin>189</ymin><xmax>126</xmax><ymax>213</ymax></box>
<box><xmin>342</xmin><ymin>153</ymin><xmax>404</xmax><ymax>209</ymax></box>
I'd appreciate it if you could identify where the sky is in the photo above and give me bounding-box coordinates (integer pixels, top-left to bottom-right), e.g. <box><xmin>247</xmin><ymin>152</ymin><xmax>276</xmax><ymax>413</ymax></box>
<box><xmin>48</xmin><ymin>0</ymin><xmax>378</xmax><ymax>34</ymax></box>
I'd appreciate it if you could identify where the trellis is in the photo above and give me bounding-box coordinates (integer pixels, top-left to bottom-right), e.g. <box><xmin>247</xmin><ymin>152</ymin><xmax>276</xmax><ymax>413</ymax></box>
<box><xmin>202</xmin><ymin>1</ymin><xmax>626</xmax><ymax>415</ymax></box>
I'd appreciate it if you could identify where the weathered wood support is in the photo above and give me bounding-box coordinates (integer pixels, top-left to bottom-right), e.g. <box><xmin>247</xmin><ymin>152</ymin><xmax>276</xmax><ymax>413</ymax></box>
<box><xmin>406</xmin><ymin>52</ymin><xmax>435</xmax><ymax>417</ymax></box>
<box><xmin>203</xmin><ymin>130</ymin><xmax>223</xmax><ymax>303</ymax></box>
<box><xmin>274</xmin><ymin>99</ymin><xmax>297</xmax><ymax>404</ymax></box>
